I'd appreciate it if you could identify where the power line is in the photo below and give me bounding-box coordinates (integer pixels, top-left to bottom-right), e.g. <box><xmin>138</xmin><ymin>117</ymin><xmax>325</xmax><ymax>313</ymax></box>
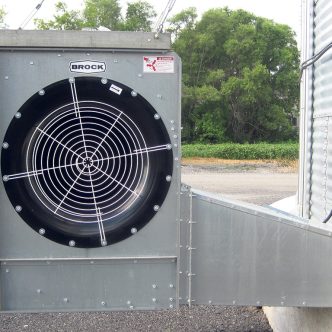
<box><xmin>19</xmin><ymin>0</ymin><xmax>45</xmax><ymax>30</ymax></box>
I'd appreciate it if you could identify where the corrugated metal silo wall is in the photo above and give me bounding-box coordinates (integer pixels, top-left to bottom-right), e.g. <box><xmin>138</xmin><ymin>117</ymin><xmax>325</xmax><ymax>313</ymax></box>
<box><xmin>311</xmin><ymin>0</ymin><xmax>332</xmax><ymax>223</ymax></box>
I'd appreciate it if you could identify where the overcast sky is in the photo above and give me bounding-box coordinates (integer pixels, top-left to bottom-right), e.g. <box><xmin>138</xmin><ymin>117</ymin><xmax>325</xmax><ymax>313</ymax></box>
<box><xmin>0</xmin><ymin>0</ymin><xmax>302</xmax><ymax>43</ymax></box>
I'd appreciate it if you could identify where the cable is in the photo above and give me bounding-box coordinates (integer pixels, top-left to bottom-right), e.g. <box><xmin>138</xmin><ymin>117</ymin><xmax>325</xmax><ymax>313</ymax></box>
<box><xmin>322</xmin><ymin>209</ymin><xmax>332</xmax><ymax>223</ymax></box>
<box><xmin>300</xmin><ymin>41</ymin><xmax>332</xmax><ymax>79</ymax></box>
<box><xmin>154</xmin><ymin>0</ymin><xmax>176</xmax><ymax>38</ymax></box>
<box><xmin>19</xmin><ymin>0</ymin><xmax>45</xmax><ymax>30</ymax></box>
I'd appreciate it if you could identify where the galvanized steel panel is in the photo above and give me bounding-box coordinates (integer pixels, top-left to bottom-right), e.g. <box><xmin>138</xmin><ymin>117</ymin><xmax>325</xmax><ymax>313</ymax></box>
<box><xmin>190</xmin><ymin>189</ymin><xmax>332</xmax><ymax>307</ymax></box>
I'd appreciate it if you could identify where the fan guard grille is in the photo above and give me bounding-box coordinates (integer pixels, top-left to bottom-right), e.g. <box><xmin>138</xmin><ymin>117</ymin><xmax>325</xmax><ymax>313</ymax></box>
<box><xmin>1</xmin><ymin>77</ymin><xmax>173</xmax><ymax>248</ymax></box>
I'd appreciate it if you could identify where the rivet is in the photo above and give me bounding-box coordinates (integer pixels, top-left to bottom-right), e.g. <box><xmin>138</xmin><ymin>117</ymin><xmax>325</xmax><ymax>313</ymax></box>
<box><xmin>5</xmin><ymin>269</ymin><xmax>9</xmax><ymax>273</ymax></box>
<box><xmin>166</xmin><ymin>175</ymin><xmax>172</xmax><ymax>182</ymax></box>
<box><xmin>69</xmin><ymin>77</ymin><xmax>75</xmax><ymax>83</ymax></box>
<box><xmin>15</xmin><ymin>205</ymin><xmax>22</xmax><ymax>212</ymax></box>
<box><xmin>15</xmin><ymin>112</ymin><xmax>21</xmax><ymax>119</ymax></box>
<box><xmin>171</xmin><ymin>127</ymin><xmax>175</xmax><ymax>131</ymax></box>
<box><xmin>154</xmin><ymin>114</ymin><xmax>160</xmax><ymax>120</ymax></box>
<box><xmin>86</xmin><ymin>53</ymin><xmax>90</xmax><ymax>56</ymax></box>
<box><xmin>208</xmin><ymin>300</ymin><xmax>212</xmax><ymax>304</ymax></box>
<box><xmin>166</xmin><ymin>144</ymin><xmax>172</xmax><ymax>150</ymax></box>
<box><xmin>38</xmin><ymin>89</ymin><xmax>45</xmax><ymax>96</ymax></box>
<box><xmin>69</xmin><ymin>240</ymin><xmax>76</xmax><ymax>247</ymax></box>
<box><xmin>174</xmin><ymin>157</ymin><xmax>179</xmax><ymax>161</ymax></box>
<box><xmin>169</xmin><ymin>284</ymin><xmax>174</xmax><ymax>288</ymax></box>
<box><xmin>127</xmin><ymin>300</ymin><xmax>131</xmax><ymax>305</ymax></box>
<box><xmin>169</xmin><ymin>297</ymin><xmax>174</xmax><ymax>302</ymax></box>
<box><xmin>169</xmin><ymin>304</ymin><xmax>174</xmax><ymax>308</ymax></box>
<box><xmin>138</xmin><ymin>73</ymin><xmax>143</xmax><ymax>78</ymax></box>
<box><xmin>30</xmin><ymin>61</ymin><xmax>34</xmax><ymax>65</ymax></box>
<box><xmin>153</xmin><ymin>205</ymin><xmax>159</xmax><ymax>211</ymax></box>
<box><xmin>114</xmin><ymin>59</ymin><xmax>118</xmax><ymax>63</ymax></box>
<box><xmin>131</xmin><ymin>91</ymin><xmax>137</xmax><ymax>97</ymax></box>
<box><xmin>131</xmin><ymin>227</ymin><xmax>137</xmax><ymax>234</ymax></box>
<box><xmin>37</xmin><ymin>289</ymin><xmax>42</xmax><ymax>294</ymax></box>
<box><xmin>157</xmin><ymin>94</ymin><xmax>162</xmax><ymax>99</ymax></box>
<box><xmin>2</xmin><ymin>142</ymin><xmax>9</xmax><ymax>149</ymax></box>
<box><xmin>173</xmin><ymin>135</ymin><xmax>178</xmax><ymax>139</ymax></box>
<box><xmin>174</xmin><ymin>143</ymin><xmax>178</xmax><ymax>148</ymax></box>
<box><xmin>4</xmin><ymin>76</ymin><xmax>8</xmax><ymax>80</ymax></box>
<box><xmin>147</xmin><ymin>38</ymin><xmax>152</xmax><ymax>42</ymax></box>
<box><xmin>129</xmin><ymin>305</ymin><xmax>134</xmax><ymax>309</ymax></box>
<box><xmin>101</xmin><ymin>240</ymin><xmax>107</xmax><ymax>246</ymax></box>
<box><xmin>170</xmin><ymin>120</ymin><xmax>175</xmax><ymax>124</ymax></box>
<box><xmin>57</xmin><ymin>54</ymin><xmax>62</xmax><ymax>57</ymax></box>
<box><xmin>152</xmin><ymin>284</ymin><xmax>157</xmax><ymax>289</ymax></box>
<box><xmin>101</xmin><ymin>78</ymin><xmax>108</xmax><ymax>84</ymax></box>
<box><xmin>101</xmin><ymin>301</ymin><xmax>106</xmax><ymax>306</ymax></box>
<box><xmin>39</xmin><ymin>228</ymin><xmax>45</xmax><ymax>235</ymax></box>
<box><xmin>152</xmin><ymin>298</ymin><xmax>157</xmax><ymax>303</ymax></box>
<box><xmin>63</xmin><ymin>298</ymin><xmax>69</xmax><ymax>303</ymax></box>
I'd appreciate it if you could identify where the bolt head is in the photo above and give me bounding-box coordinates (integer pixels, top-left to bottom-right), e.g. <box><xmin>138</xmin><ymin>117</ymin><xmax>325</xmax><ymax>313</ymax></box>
<box><xmin>101</xmin><ymin>78</ymin><xmax>108</xmax><ymax>84</ymax></box>
<box><xmin>152</xmin><ymin>298</ymin><xmax>157</xmax><ymax>303</ymax></box>
<box><xmin>169</xmin><ymin>284</ymin><xmax>174</xmax><ymax>288</ymax></box>
<box><xmin>152</xmin><ymin>284</ymin><xmax>157</xmax><ymax>289</ymax></box>
<box><xmin>169</xmin><ymin>304</ymin><xmax>174</xmax><ymax>309</ymax></box>
<box><xmin>39</xmin><ymin>228</ymin><xmax>45</xmax><ymax>235</ymax></box>
<box><xmin>2</xmin><ymin>175</ymin><xmax>9</xmax><ymax>182</ymax></box>
<box><xmin>131</xmin><ymin>90</ymin><xmax>137</xmax><ymax>97</ymax></box>
<box><xmin>38</xmin><ymin>89</ymin><xmax>45</xmax><ymax>96</ymax></box>
<box><xmin>166</xmin><ymin>144</ymin><xmax>172</xmax><ymax>150</ymax></box>
<box><xmin>30</xmin><ymin>61</ymin><xmax>34</xmax><ymax>65</ymax></box>
<box><xmin>15</xmin><ymin>205</ymin><xmax>22</xmax><ymax>212</ymax></box>
<box><xmin>69</xmin><ymin>240</ymin><xmax>76</xmax><ymax>247</ymax></box>
<box><xmin>15</xmin><ymin>112</ymin><xmax>21</xmax><ymax>119</ymax></box>
<box><xmin>63</xmin><ymin>298</ymin><xmax>69</xmax><ymax>303</ymax></box>
<box><xmin>2</xmin><ymin>142</ymin><xmax>9</xmax><ymax>149</ymax></box>
<box><xmin>127</xmin><ymin>300</ymin><xmax>131</xmax><ymax>305</ymax></box>
<box><xmin>69</xmin><ymin>77</ymin><xmax>75</xmax><ymax>83</ymax></box>
<box><xmin>153</xmin><ymin>205</ymin><xmax>159</xmax><ymax>212</ymax></box>
<box><xmin>166</xmin><ymin>175</ymin><xmax>172</xmax><ymax>182</ymax></box>
<box><xmin>101</xmin><ymin>301</ymin><xmax>106</xmax><ymax>306</ymax></box>
<box><xmin>131</xmin><ymin>227</ymin><xmax>137</xmax><ymax>234</ymax></box>
<box><xmin>101</xmin><ymin>240</ymin><xmax>107</xmax><ymax>246</ymax></box>
<box><xmin>154</xmin><ymin>114</ymin><xmax>160</xmax><ymax>120</ymax></box>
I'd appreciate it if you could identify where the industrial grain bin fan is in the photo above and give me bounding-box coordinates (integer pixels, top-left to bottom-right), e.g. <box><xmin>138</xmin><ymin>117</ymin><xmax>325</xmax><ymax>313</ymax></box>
<box><xmin>1</xmin><ymin>76</ymin><xmax>173</xmax><ymax>248</ymax></box>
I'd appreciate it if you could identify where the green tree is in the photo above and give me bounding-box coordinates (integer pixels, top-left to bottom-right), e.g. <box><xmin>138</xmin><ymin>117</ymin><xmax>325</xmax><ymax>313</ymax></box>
<box><xmin>35</xmin><ymin>0</ymin><xmax>156</xmax><ymax>32</ymax></box>
<box><xmin>0</xmin><ymin>6</ymin><xmax>7</xmax><ymax>28</ymax></box>
<box><xmin>171</xmin><ymin>8</ymin><xmax>300</xmax><ymax>143</ymax></box>
<box><xmin>123</xmin><ymin>1</ymin><xmax>156</xmax><ymax>32</ymax></box>
<box><xmin>35</xmin><ymin>2</ymin><xmax>84</xmax><ymax>30</ymax></box>
<box><xmin>83</xmin><ymin>0</ymin><xmax>122</xmax><ymax>30</ymax></box>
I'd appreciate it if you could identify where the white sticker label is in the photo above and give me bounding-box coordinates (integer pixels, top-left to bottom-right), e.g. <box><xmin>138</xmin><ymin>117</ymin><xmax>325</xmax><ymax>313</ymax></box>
<box><xmin>70</xmin><ymin>60</ymin><xmax>106</xmax><ymax>73</ymax></box>
<box><xmin>143</xmin><ymin>56</ymin><xmax>174</xmax><ymax>73</ymax></box>
<box><xmin>109</xmin><ymin>84</ymin><xmax>122</xmax><ymax>95</ymax></box>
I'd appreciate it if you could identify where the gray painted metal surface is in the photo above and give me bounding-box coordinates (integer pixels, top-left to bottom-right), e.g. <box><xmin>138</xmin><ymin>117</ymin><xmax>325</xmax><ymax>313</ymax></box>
<box><xmin>0</xmin><ymin>30</ymin><xmax>171</xmax><ymax>50</ymax></box>
<box><xmin>308</xmin><ymin>0</ymin><xmax>332</xmax><ymax>224</ymax></box>
<box><xmin>187</xmin><ymin>188</ymin><xmax>332</xmax><ymax>307</ymax></box>
<box><xmin>0</xmin><ymin>31</ymin><xmax>181</xmax><ymax>311</ymax></box>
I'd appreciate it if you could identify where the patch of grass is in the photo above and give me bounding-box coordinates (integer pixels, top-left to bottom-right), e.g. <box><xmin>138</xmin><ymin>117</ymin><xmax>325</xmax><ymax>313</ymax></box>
<box><xmin>182</xmin><ymin>143</ymin><xmax>299</xmax><ymax>160</ymax></box>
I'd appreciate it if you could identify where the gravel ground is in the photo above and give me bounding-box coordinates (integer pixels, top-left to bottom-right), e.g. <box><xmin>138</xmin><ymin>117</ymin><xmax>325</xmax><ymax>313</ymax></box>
<box><xmin>0</xmin><ymin>161</ymin><xmax>297</xmax><ymax>332</ymax></box>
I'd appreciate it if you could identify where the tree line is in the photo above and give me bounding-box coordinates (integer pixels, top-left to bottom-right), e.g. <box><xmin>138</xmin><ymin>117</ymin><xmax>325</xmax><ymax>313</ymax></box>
<box><xmin>0</xmin><ymin>1</ymin><xmax>300</xmax><ymax>143</ymax></box>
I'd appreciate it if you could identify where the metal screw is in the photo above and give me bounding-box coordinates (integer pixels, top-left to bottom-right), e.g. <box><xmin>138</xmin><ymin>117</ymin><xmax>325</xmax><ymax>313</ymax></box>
<box><xmin>153</xmin><ymin>205</ymin><xmax>159</xmax><ymax>211</ymax></box>
<box><xmin>37</xmin><ymin>289</ymin><xmax>42</xmax><ymax>294</ymax></box>
<box><xmin>152</xmin><ymin>298</ymin><xmax>157</xmax><ymax>303</ymax></box>
<box><xmin>169</xmin><ymin>284</ymin><xmax>174</xmax><ymax>288</ymax></box>
<box><xmin>4</xmin><ymin>76</ymin><xmax>8</xmax><ymax>80</ymax></box>
<box><xmin>173</xmin><ymin>135</ymin><xmax>178</xmax><ymax>139</ymax></box>
<box><xmin>152</xmin><ymin>284</ymin><xmax>157</xmax><ymax>289</ymax></box>
<box><xmin>131</xmin><ymin>91</ymin><xmax>137</xmax><ymax>97</ymax></box>
<box><xmin>39</xmin><ymin>228</ymin><xmax>45</xmax><ymax>235</ymax></box>
<box><xmin>69</xmin><ymin>240</ymin><xmax>76</xmax><ymax>247</ymax></box>
<box><xmin>166</xmin><ymin>144</ymin><xmax>172</xmax><ymax>150</ymax></box>
<box><xmin>63</xmin><ymin>298</ymin><xmax>69</xmax><ymax>303</ymax></box>
<box><xmin>166</xmin><ymin>175</ymin><xmax>172</xmax><ymax>182</ymax></box>
<box><xmin>38</xmin><ymin>89</ymin><xmax>45</xmax><ymax>96</ymax></box>
<box><xmin>101</xmin><ymin>240</ymin><xmax>107</xmax><ymax>246</ymax></box>
<box><xmin>169</xmin><ymin>304</ymin><xmax>174</xmax><ymax>309</ymax></box>
<box><xmin>131</xmin><ymin>227</ymin><xmax>137</xmax><ymax>234</ymax></box>
<box><xmin>101</xmin><ymin>301</ymin><xmax>106</xmax><ymax>306</ymax></box>
<box><xmin>171</xmin><ymin>127</ymin><xmax>175</xmax><ymax>131</ymax></box>
<box><xmin>138</xmin><ymin>73</ymin><xmax>143</xmax><ymax>78</ymax></box>
<box><xmin>127</xmin><ymin>301</ymin><xmax>131</xmax><ymax>305</ymax></box>
<box><xmin>57</xmin><ymin>54</ymin><xmax>62</xmax><ymax>57</ymax></box>
<box><xmin>114</xmin><ymin>59</ymin><xmax>118</xmax><ymax>63</ymax></box>
<box><xmin>15</xmin><ymin>205</ymin><xmax>22</xmax><ymax>212</ymax></box>
<box><xmin>2</xmin><ymin>142</ymin><xmax>9</xmax><ymax>149</ymax></box>
<box><xmin>170</xmin><ymin>120</ymin><xmax>175</xmax><ymax>124</ymax></box>
<box><xmin>147</xmin><ymin>38</ymin><xmax>152</xmax><ymax>42</ymax></box>
<box><xmin>101</xmin><ymin>78</ymin><xmax>108</xmax><ymax>84</ymax></box>
<box><xmin>154</xmin><ymin>114</ymin><xmax>160</xmax><ymax>120</ymax></box>
<box><xmin>129</xmin><ymin>305</ymin><xmax>134</xmax><ymax>309</ymax></box>
<box><xmin>69</xmin><ymin>77</ymin><xmax>75</xmax><ymax>83</ymax></box>
<box><xmin>157</xmin><ymin>94</ymin><xmax>162</xmax><ymax>99</ymax></box>
<box><xmin>169</xmin><ymin>297</ymin><xmax>174</xmax><ymax>302</ymax></box>
<box><xmin>3</xmin><ymin>175</ymin><xmax>9</xmax><ymax>182</ymax></box>
<box><xmin>30</xmin><ymin>61</ymin><xmax>34</xmax><ymax>65</ymax></box>
<box><xmin>15</xmin><ymin>112</ymin><xmax>21</xmax><ymax>119</ymax></box>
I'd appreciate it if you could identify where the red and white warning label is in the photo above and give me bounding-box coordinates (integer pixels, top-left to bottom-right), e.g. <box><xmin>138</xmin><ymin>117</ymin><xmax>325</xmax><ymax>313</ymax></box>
<box><xmin>143</xmin><ymin>56</ymin><xmax>174</xmax><ymax>73</ymax></box>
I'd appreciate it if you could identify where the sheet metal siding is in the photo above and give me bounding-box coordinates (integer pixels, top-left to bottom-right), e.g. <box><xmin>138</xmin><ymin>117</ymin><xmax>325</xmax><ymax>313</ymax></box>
<box><xmin>310</xmin><ymin>0</ymin><xmax>332</xmax><ymax>223</ymax></box>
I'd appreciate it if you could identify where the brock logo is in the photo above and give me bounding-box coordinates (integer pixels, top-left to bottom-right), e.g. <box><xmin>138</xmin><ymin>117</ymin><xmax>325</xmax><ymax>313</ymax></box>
<box><xmin>70</xmin><ymin>60</ymin><xmax>106</xmax><ymax>73</ymax></box>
